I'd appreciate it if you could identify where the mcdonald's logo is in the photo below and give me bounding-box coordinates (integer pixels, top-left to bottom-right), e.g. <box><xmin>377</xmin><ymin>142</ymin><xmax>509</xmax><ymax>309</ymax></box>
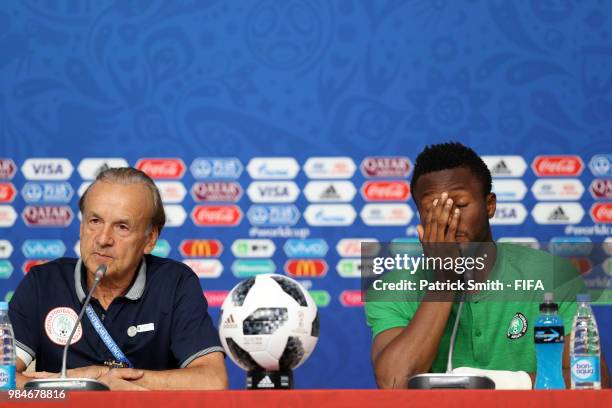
<box><xmin>179</xmin><ymin>239</ymin><xmax>223</xmax><ymax>257</ymax></box>
<box><xmin>284</xmin><ymin>259</ymin><xmax>327</xmax><ymax>278</ymax></box>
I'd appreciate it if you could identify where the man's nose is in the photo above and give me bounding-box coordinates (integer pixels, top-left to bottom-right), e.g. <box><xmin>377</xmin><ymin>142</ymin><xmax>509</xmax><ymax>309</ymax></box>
<box><xmin>96</xmin><ymin>224</ymin><xmax>114</xmax><ymax>247</ymax></box>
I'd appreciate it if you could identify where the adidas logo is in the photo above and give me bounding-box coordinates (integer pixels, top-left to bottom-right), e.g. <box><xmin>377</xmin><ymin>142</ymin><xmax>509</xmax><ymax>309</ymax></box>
<box><xmin>257</xmin><ymin>375</ymin><xmax>275</xmax><ymax>388</ymax></box>
<box><xmin>548</xmin><ymin>206</ymin><xmax>569</xmax><ymax>221</ymax></box>
<box><xmin>492</xmin><ymin>160</ymin><xmax>511</xmax><ymax>175</ymax></box>
<box><xmin>223</xmin><ymin>314</ymin><xmax>238</xmax><ymax>328</ymax></box>
<box><xmin>321</xmin><ymin>185</ymin><xmax>340</xmax><ymax>200</ymax></box>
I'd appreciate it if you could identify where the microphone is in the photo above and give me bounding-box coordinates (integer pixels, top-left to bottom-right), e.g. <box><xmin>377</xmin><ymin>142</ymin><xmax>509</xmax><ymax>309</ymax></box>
<box><xmin>25</xmin><ymin>264</ymin><xmax>111</xmax><ymax>391</ymax></box>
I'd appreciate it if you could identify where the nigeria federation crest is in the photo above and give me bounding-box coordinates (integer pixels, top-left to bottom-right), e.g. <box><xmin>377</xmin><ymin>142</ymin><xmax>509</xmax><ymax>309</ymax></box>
<box><xmin>507</xmin><ymin>312</ymin><xmax>528</xmax><ymax>339</ymax></box>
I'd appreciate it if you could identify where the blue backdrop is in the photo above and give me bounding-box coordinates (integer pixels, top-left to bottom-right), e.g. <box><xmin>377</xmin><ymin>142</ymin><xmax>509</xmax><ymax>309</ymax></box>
<box><xmin>0</xmin><ymin>0</ymin><xmax>610</xmax><ymax>389</ymax></box>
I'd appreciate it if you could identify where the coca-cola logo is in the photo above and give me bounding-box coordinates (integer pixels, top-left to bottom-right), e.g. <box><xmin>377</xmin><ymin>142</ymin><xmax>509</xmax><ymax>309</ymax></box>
<box><xmin>22</xmin><ymin>205</ymin><xmax>73</xmax><ymax>227</ymax></box>
<box><xmin>590</xmin><ymin>203</ymin><xmax>612</xmax><ymax>223</ymax></box>
<box><xmin>361</xmin><ymin>181</ymin><xmax>410</xmax><ymax>201</ymax></box>
<box><xmin>136</xmin><ymin>158</ymin><xmax>186</xmax><ymax>179</ymax></box>
<box><xmin>191</xmin><ymin>205</ymin><xmax>242</xmax><ymax>226</ymax></box>
<box><xmin>532</xmin><ymin>156</ymin><xmax>583</xmax><ymax>177</ymax></box>
<box><xmin>0</xmin><ymin>183</ymin><xmax>16</xmax><ymax>203</ymax></box>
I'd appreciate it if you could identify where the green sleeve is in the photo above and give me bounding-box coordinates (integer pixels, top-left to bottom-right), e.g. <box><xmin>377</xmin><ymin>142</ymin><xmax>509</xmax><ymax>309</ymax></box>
<box><xmin>364</xmin><ymin>299</ymin><xmax>418</xmax><ymax>339</ymax></box>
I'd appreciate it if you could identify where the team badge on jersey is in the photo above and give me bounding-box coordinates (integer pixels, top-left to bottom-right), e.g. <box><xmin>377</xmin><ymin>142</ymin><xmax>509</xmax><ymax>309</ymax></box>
<box><xmin>507</xmin><ymin>312</ymin><xmax>528</xmax><ymax>339</ymax></box>
<box><xmin>44</xmin><ymin>307</ymin><xmax>82</xmax><ymax>346</ymax></box>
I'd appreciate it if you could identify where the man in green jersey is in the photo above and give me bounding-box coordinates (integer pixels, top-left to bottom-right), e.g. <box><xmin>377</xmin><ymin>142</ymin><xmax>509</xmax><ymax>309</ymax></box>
<box><xmin>365</xmin><ymin>142</ymin><xmax>610</xmax><ymax>389</ymax></box>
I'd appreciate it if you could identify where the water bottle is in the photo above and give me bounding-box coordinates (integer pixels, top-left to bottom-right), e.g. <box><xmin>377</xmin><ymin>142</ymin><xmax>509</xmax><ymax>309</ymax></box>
<box><xmin>0</xmin><ymin>301</ymin><xmax>16</xmax><ymax>390</ymax></box>
<box><xmin>570</xmin><ymin>294</ymin><xmax>601</xmax><ymax>389</ymax></box>
<box><xmin>534</xmin><ymin>292</ymin><xmax>565</xmax><ymax>389</ymax></box>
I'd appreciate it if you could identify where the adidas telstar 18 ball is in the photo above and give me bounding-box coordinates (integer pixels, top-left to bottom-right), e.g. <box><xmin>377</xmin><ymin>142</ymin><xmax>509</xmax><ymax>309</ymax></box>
<box><xmin>219</xmin><ymin>274</ymin><xmax>319</xmax><ymax>372</ymax></box>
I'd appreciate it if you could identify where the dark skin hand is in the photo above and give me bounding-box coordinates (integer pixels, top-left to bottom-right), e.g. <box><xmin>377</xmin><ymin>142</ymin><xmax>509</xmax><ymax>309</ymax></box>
<box><xmin>372</xmin><ymin>191</ymin><xmax>466</xmax><ymax>388</ymax></box>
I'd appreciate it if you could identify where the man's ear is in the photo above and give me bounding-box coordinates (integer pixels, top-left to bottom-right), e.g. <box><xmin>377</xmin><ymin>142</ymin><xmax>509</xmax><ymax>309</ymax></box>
<box><xmin>486</xmin><ymin>193</ymin><xmax>497</xmax><ymax>219</ymax></box>
<box><xmin>143</xmin><ymin>227</ymin><xmax>159</xmax><ymax>254</ymax></box>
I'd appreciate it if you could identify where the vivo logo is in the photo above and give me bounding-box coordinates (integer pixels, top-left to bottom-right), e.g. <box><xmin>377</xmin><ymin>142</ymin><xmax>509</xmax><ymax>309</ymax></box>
<box><xmin>303</xmin><ymin>204</ymin><xmax>356</xmax><ymax>226</ymax></box>
<box><xmin>22</xmin><ymin>239</ymin><xmax>66</xmax><ymax>259</ymax></box>
<box><xmin>283</xmin><ymin>239</ymin><xmax>329</xmax><ymax>258</ymax></box>
<box><xmin>21</xmin><ymin>182</ymin><xmax>74</xmax><ymax>203</ymax></box>
<box><xmin>21</xmin><ymin>158</ymin><xmax>73</xmax><ymax>180</ymax></box>
<box><xmin>247</xmin><ymin>181</ymin><xmax>300</xmax><ymax>203</ymax></box>
<box><xmin>247</xmin><ymin>158</ymin><xmax>299</xmax><ymax>179</ymax></box>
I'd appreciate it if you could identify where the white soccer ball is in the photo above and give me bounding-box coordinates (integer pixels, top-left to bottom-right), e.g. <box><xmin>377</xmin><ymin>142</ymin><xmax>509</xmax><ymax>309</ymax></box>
<box><xmin>218</xmin><ymin>274</ymin><xmax>319</xmax><ymax>372</ymax></box>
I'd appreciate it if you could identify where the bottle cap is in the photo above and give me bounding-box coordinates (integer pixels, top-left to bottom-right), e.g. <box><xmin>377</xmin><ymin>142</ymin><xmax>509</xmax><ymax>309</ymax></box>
<box><xmin>576</xmin><ymin>293</ymin><xmax>591</xmax><ymax>303</ymax></box>
<box><xmin>539</xmin><ymin>292</ymin><xmax>558</xmax><ymax>312</ymax></box>
<box><xmin>0</xmin><ymin>302</ymin><xmax>7</xmax><ymax>311</ymax></box>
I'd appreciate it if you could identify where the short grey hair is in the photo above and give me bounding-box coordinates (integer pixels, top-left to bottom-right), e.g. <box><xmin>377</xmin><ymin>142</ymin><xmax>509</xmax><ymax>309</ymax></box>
<box><xmin>78</xmin><ymin>167</ymin><xmax>166</xmax><ymax>234</ymax></box>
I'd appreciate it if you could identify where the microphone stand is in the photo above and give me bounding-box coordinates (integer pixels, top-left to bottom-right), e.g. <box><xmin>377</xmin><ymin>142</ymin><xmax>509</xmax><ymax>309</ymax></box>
<box><xmin>25</xmin><ymin>265</ymin><xmax>110</xmax><ymax>390</ymax></box>
<box><xmin>407</xmin><ymin>276</ymin><xmax>495</xmax><ymax>389</ymax></box>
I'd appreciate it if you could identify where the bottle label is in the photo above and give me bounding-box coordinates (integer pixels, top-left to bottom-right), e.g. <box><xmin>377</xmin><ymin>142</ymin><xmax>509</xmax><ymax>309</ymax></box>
<box><xmin>571</xmin><ymin>356</ymin><xmax>600</xmax><ymax>384</ymax></box>
<box><xmin>534</xmin><ymin>325</ymin><xmax>564</xmax><ymax>344</ymax></box>
<box><xmin>0</xmin><ymin>364</ymin><xmax>15</xmax><ymax>390</ymax></box>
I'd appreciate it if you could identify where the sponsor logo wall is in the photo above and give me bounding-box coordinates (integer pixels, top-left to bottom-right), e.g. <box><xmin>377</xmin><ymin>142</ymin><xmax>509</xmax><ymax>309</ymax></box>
<box><xmin>2</xmin><ymin>153</ymin><xmax>609</xmax><ymax>305</ymax></box>
<box><xmin>1</xmin><ymin>155</ymin><xmax>610</xmax><ymax>294</ymax></box>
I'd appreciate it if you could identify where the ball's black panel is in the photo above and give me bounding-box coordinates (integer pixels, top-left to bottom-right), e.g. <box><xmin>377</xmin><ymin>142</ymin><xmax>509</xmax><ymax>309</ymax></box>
<box><xmin>225</xmin><ymin>338</ymin><xmax>262</xmax><ymax>371</ymax></box>
<box><xmin>311</xmin><ymin>311</ymin><xmax>320</xmax><ymax>337</ymax></box>
<box><xmin>231</xmin><ymin>277</ymin><xmax>255</xmax><ymax>306</ymax></box>
<box><xmin>279</xmin><ymin>336</ymin><xmax>305</xmax><ymax>370</ymax></box>
<box><xmin>243</xmin><ymin>307</ymin><xmax>288</xmax><ymax>335</ymax></box>
<box><xmin>270</xmin><ymin>275</ymin><xmax>307</xmax><ymax>306</ymax></box>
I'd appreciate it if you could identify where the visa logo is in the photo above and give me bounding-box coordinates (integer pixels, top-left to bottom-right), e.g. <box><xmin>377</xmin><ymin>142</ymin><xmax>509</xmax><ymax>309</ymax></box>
<box><xmin>21</xmin><ymin>239</ymin><xmax>66</xmax><ymax>259</ymax></box>
<box><xmin>22</xmin><ymin>159</ymin><xmax>73</xmax><ymax>180</ymax></box>
<box><xmin>283</xmin><ymin>239</ymin><xmax>329</xmax><ymax>258</ymax></box>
